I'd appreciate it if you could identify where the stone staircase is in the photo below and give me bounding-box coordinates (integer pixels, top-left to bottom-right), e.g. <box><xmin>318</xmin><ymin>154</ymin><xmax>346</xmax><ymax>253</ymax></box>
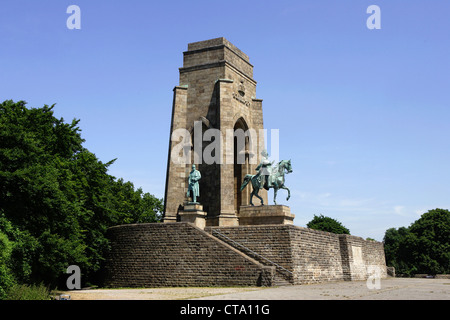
<box><xmin>210</xmin><ymin>228</ymin><xmax>293</xmax><ymax>286</ymax></box>
<box><xmin>104</xmin><ymin>223</ymin><xmax>275</xmax><ymax>288</ymax></box>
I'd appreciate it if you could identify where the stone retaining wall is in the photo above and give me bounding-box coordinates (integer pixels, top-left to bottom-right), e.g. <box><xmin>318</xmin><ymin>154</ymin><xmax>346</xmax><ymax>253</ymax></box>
<box><xmin>104</xmin><ymin>223</ymin><xmax>387</xmax><ymax>287</ymax></box>
<box><xmin>206</xmin><ymin>225</ymin><xmax>387</xmax><ymax>284</ymax></box>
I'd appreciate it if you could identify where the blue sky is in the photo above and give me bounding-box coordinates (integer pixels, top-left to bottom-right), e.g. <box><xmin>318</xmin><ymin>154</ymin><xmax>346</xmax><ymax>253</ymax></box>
<box><xmin>1</xmin><ymin>0</ymin><xmax>449</xmax><ymax>240</ymax></box>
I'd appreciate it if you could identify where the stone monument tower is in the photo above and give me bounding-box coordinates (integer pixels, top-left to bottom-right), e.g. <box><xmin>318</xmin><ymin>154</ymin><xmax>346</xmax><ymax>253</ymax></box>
<box><xmin>163</xmin><ymin>37</ymin><xmax>268</xmax><ymax>226</ymax></box>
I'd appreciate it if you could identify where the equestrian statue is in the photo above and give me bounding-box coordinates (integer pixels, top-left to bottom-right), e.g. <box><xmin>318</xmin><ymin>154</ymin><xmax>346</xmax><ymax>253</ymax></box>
<box><xmin>240</xmin><ymin>150</ymin><xmax>293</xmax><ymax>206</ymax></box>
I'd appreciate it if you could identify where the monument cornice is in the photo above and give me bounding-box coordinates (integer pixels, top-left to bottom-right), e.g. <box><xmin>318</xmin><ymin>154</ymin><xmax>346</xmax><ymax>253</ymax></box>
<box><xmin>183</xmin><ymin>44</ymin><xmax>254</xmax><ymax>68</ymax></box>
<box><xmin>173</xmin><ymin>85</ymin><xmax>188</xmax><ymax>91</ymax></box>
<box><xmin>179</xmin><ymin>60</ymin><xmax>257</xmax><ymax>86</ymax></box>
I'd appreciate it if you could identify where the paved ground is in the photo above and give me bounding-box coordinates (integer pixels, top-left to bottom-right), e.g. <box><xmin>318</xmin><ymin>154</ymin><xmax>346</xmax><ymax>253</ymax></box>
<box><xmin>194</xmin><ymin>278</ymin><xmax>450</xmax><ymax>300</ymax></box>
<box><xmin>62</xmin><ymin>278</ymin><xmax>449</xmax><ymax>300</ymax></box>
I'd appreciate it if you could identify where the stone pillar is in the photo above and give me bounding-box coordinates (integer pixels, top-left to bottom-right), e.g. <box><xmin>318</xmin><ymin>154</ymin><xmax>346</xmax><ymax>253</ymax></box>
<box><xmin>217</xmin><ymin>79</ymin><xmax>239</xmax><ymax>226</ymax></box>
<box><xmin>179</xmin><ymin>203</ymin><xmax>207</xmax><ymax>230</ymax></box>
<box><xmin>163</xmin><ymin>86</ymin><xmax>188</xmax><ymax>223</ymax></box>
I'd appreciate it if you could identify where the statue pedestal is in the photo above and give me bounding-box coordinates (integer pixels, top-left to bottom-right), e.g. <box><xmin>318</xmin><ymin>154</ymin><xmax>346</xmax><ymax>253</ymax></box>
<box><xmin>204</xmin><ymin>212</ymin><xmax>239</xmax><ymax>227</ymax></box>
<box><xmin>179</xmin><ymin>203</ymin><xmax>207</xmax><ymax>230</ymax></box>
<box><xmin>238</xmin><ymin>205</ymin><xmax>295</xmax><ymax>225</ymax></box>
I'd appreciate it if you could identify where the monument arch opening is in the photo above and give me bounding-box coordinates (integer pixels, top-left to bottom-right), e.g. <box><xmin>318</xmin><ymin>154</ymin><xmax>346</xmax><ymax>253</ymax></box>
<box><xmin>234</xmin><ymin>117</ymin><xmax>250</xmax><ymax>213</ymax></box>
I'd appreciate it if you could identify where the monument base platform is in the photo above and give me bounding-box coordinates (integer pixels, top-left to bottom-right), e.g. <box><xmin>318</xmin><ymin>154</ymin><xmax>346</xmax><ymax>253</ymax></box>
<box><xmin>206</xmin><ymin>213</ymin><xmax>239</xmax><ymax>227</ymax></box>
<box><xmin>238</xmin><ymin>205</ymin><xmax>295</xmax><ymax>225</ymax></box>
<box><xmin>105</xmin><ymin>223</ymin><xmax>388</xmax><ymax>287</ymax></box>
<box><xmin>179</xmin><ymin>203</ymin><xmax>207</xmax><ymax>229</ymax></box>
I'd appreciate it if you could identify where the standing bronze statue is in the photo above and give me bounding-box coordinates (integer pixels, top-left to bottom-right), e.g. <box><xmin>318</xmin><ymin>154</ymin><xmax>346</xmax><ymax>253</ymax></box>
<box><xmin>187</xmin><ymin>164</ymin><xmax>201</xmax><ymax>203</ymax></box>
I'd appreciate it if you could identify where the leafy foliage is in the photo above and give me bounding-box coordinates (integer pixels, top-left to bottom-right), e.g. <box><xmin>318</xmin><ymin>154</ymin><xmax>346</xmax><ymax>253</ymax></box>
<box><xmin>0</xmin><ymin>100</ymin><xmax>163</xmax><ymax>293</ymax></box>
<box><xmin>4</xmin><ymin>283</ymin><xmax>52</xmax><ymax>300</ymax></box>
<box><xmin>384</xmin><ymin>208</ymin><xmax>450</xmax><ymax>275</ymax></box>
<box><xmin>0</xmin><ymin>231</ymin><xmax>15</xmax><ymax>299</ymax></box>
<box><xmin>306</xmin><ymin>214</ymin><xmax>350</xmax><ymax>235</ymax></box>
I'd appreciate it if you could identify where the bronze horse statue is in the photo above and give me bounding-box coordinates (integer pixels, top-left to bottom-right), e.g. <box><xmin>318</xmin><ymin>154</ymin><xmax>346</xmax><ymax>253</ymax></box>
<box><xmin>240</xmin><ymin>159</ymin><xmax>293</xmax><ymax>205</ymax></box>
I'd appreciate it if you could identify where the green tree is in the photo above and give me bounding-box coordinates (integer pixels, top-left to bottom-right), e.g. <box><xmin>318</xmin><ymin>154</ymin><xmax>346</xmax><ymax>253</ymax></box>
<box><xmin>306</xmin><ymin>214</ymin><xmax>350</xmax><ymax>234</ymax></box>
<box><xmin>383</xmin><ymin>208</ymin><xmax>450</xmax><ymax>275</ymax></box>
<box><xmin>0</xmin><ymin>231</ymin><xmax>15</xmax><ymax>299</ymax></box>
<box><xmin>0</xmin><ymin>100</ymin><xmax>163</xmax><ymax>290</ymax></box>
<box><xmin>409</xmin><ymin>209</ymin><xmax>450</xmax><ymax>274</ymax></box>
<box><xmin>0</xmin><ymin>212</ymin><xmax>39</xmax><ymax>286</ymax></box>
<box><xmin>384</xmin><ymin>226</ymin><xmax>414</xmax><ymax>275</ymax></box>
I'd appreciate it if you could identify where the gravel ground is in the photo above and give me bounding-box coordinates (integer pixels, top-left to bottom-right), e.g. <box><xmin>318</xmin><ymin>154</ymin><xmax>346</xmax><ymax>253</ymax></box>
<box><xmin>61</xmin><ymin>278</ymin><xmax>449</xmax><ymax>300</ymax></box>
<box><xmin>61</xmin><ymin>286</ymin><xmax>264</xmax><ymax>300</ymax></box>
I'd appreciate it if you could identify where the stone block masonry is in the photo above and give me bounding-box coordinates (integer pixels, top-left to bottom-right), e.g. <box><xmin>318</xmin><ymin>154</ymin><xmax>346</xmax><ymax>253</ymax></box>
<box><xmin>103</xmin><ymin>223</ymin><xmax>387</xmax><ymax>287</ymax></box>
<box><xmin>103</xmin><ymin>223</ymin><xmax>274</xmax><ymax>288</ymax></box>
<box><xmin>206</xmin><ymin>225</ymin><xmax>387</xmax><ymax>285</ymax></box>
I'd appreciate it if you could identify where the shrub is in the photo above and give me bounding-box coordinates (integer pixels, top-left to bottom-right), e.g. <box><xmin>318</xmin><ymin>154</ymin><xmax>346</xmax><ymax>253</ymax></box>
<box><xmin>0</xmin><ymin>232</ymin><xmax>16</xmax><ymax>299</ymax></box>
<box><xmin>5</xmin><ymin>283</ymin><xmax>52</xmax><ymax>300</ymax></box>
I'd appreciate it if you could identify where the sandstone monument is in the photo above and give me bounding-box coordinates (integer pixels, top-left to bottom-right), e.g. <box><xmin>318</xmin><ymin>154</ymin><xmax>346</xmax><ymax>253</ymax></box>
<box><xmin>103</xmin><ymin>38</ymin><xmax>387</xmax><ymax>288</ymax></box>
<box><xmin>163</xmin><ymin>37</ymin><xmax>294</xmax><ymax>227</ymax></box>
<box><xmin>163</xmin><ymin>37</ymin><xmax>269</xmax><ymax>227</ymax></box>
